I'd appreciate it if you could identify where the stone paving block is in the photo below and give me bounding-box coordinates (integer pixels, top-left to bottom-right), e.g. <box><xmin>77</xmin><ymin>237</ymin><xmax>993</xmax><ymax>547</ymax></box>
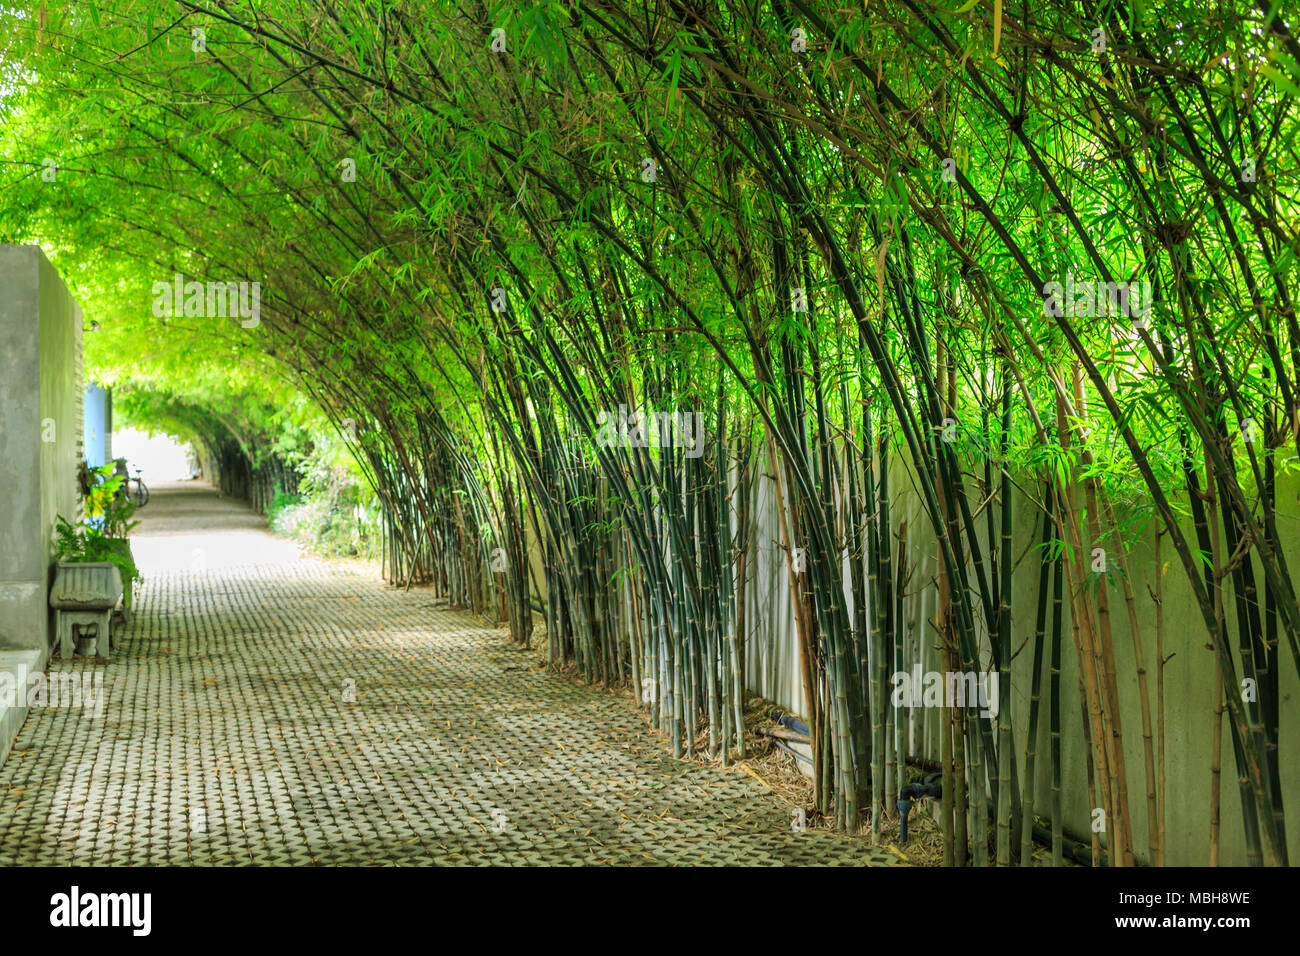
<box><xmin>0</xmin><ymin>503</ymin><xmax>891</xmax><ymax>868</ymax></box>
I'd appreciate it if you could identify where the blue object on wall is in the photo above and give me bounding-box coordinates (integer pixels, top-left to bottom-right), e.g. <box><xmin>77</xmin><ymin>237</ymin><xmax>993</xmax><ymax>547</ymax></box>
<box><xmin>84</xmin><ymin>384</ymin><xmax>112</xmax><ymax>469</ymax></box>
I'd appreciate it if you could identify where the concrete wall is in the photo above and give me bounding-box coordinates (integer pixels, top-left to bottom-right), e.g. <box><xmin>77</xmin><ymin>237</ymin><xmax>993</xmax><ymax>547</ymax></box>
<box><xmin>741</xmin><ymin>465</ymin><xmax>807</xmax><ymax>717</ymax></box>
<box><xmin>736</xmin><ymin>446</ymin><xmax>1300</xmax><ymax>866</ymax></box>
<box><xmin>894</xmin><ymin>467</ymin><xmax>1299</xmax><ymax>866</ymax></box>
<box><xmin>0</xmin><ymin>245</ymin><xmax>83</xmax><ymax>655</ymax></box>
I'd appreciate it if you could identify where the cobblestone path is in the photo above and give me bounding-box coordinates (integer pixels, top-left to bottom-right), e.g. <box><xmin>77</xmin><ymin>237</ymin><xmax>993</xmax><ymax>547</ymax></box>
<box><xmin>0</xmin><ymin>483</ymin><xmax>893</xmax><ymax>866</ymax></box>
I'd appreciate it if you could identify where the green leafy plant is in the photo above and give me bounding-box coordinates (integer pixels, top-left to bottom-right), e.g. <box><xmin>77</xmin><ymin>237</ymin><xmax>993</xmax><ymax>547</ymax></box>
<box><xmin>53</xmin><ymin>515</ymin><xmax>142</xmax><ymax>608</ymax></box>
<box><xmin>62</xmin><ymin>464</ymin><xmax>141</xmax><ymax>608</ymax></box>
<box><xmin>80</xmin><ymin>462</ymin><xmax>140</xmax><ymax>539</ymax></box>
<box><xmin>268</xmin><ymin>461</ymin><xmax>382</xmax><ymax>561</ymax></box>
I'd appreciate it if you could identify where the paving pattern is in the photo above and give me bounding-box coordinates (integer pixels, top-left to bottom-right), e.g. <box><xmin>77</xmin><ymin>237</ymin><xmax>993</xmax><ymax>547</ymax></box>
<box><xmin>0</xmin><ymin>482</ymin><xmax>894</xmax><ymax>866</ymax></box>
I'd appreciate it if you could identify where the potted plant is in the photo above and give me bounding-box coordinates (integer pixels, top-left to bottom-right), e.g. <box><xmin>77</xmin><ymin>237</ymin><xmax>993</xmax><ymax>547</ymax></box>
<box><xmin>59</xmin><ymin>462</ymin><xmax>142</xmax><ymax>615</ymax></box>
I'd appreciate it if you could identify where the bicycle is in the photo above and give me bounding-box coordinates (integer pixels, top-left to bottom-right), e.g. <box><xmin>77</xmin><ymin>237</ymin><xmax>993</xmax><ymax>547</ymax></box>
<box><xmin>130</xmin><ymin>468</ymin><xmax>150</xmax><ymax>508</ymax></box>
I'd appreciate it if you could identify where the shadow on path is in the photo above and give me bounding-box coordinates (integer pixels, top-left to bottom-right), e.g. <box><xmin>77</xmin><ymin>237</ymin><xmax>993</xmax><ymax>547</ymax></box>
<box><xmin>0</xmin><ymin>483</ymin><xmax>888</xmax><ymax>866</ymax></box>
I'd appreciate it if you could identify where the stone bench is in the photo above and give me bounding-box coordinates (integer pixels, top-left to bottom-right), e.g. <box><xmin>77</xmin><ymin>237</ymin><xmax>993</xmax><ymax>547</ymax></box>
<box><xmin>49</xmin><ymin>562</ymin><xmax>123</xmax><ymax>660</ymax></box>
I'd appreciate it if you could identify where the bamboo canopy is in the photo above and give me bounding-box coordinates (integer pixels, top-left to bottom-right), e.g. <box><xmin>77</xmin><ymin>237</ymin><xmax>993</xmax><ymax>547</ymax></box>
<box><xmin>3</xmin><ymin>0</ymin><xmax>1298</xmax><ymax>866</ymax></box>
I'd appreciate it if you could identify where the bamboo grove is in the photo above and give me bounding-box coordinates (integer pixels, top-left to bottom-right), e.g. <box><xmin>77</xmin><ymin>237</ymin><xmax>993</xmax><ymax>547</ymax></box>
<box><xmin>2</xmin><ymin>0</ymin><xmax>1298</xmax><ymax>866</ymax></box>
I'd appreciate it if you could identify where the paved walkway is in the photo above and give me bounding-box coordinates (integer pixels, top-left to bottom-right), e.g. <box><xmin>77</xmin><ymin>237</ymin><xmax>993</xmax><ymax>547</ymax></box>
<box><xmin>0</xmin><ymin>482</ymin><xmax>889</xmax><ymax>865</ymax></box>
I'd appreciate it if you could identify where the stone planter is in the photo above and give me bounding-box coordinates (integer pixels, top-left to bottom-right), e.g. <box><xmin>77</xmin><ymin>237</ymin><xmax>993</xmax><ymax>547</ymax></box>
<box><xmin>104</xmin><ymin>537</ymin><xmax>137</xmax><ymax>613</ymax></box>
<box><xmin>49</xmin><ymin>561</ymin><xmax>123</xmax><ymax>659</ymax></box>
